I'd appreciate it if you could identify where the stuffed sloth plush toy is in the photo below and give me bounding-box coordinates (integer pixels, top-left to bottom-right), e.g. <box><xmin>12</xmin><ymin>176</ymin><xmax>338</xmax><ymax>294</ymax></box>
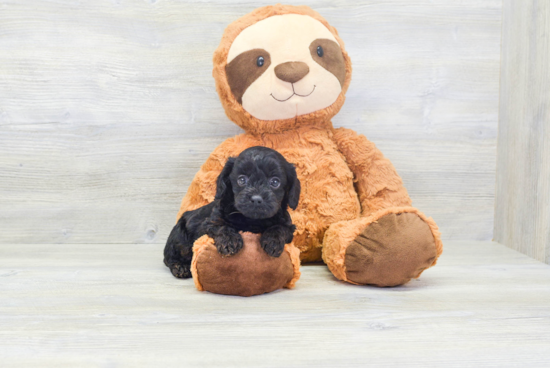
<box><xmin>179</xmin><ymin>4</ymin><xmax>443</xmax><ymax>295</ymax></box>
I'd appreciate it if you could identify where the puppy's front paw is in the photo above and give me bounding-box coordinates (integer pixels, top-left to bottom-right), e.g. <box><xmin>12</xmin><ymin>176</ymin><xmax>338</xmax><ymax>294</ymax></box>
<box><xmin>260</xmin><ymin>232</ymin><xmax>286</xmax><ymax>258</ymax></box>
<box><xmin>214</xmin><ymin>230</ymin><xmax>243</xmax><ymax>256</ymax></box>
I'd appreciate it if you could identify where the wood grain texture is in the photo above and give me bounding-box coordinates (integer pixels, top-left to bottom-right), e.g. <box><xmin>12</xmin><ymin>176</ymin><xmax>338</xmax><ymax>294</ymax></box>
<box><xmin>0</xmin><ymin>1</ymin><xmax>501</xmax><ymax>244</ymax></box>
<box><xmin>495</xmin><ymin>0</ymin><xmax>550</xmax><ymax>263</ymax></box>
<box><xmin>1</xmin><ymin>240</ymin><xmax>550</xmax><ymax>367</ymax></box>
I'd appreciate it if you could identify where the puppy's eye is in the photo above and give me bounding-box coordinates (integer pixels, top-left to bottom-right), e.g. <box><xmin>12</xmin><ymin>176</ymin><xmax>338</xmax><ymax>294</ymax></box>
<box><xmin>317</xmin><ymin>46</ymin><xmax>324</xmax><ymax>57</ymax></box>
<box><xmin>269</xmin><ymin>177</ymin><xmax>280</xmax><ymax>188</ymax></box>
<box><xmin>237</xmin><ymin>175</ymin><xmax>248</xmax><ymax>186</ymax></box>
<box><xmin>257</xmin><ymin>56</ymin><xmax>265</xmax><ymax>67</ymax></box>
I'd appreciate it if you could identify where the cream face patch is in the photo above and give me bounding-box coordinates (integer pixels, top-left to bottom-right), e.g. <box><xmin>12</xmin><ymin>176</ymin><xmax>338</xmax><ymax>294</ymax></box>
<box><xmin>226</xmin><ymin>14</ymin><xmax>346</xmax><ymax>121</ymax></box>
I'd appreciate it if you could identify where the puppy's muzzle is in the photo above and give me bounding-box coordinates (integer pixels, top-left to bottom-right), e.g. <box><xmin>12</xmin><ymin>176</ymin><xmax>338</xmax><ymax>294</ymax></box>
<box><xmin>236</xmin><ymin>189</ymin><xmax>278</xmax><ymax>220</ymax></box>
<box><xmin>250</xmin><ymin>195</ymin><xmax>263</xmax><ymax>204</ymax></box>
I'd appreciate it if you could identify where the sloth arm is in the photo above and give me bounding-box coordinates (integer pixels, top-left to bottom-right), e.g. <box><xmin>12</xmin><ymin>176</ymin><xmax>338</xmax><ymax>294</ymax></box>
<box><xmin>332</xmin><ymin>127</ymin><xmax>413</xmax><ymax>217</ymax></box>
<box><xmin>176</xmin><ymin>136</ymin><xmax>246</xmax><ymax>221</ymax></box>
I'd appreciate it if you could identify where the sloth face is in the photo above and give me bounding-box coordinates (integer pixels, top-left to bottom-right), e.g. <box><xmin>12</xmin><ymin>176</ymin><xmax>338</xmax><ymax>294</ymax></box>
<box><xmin>225</xmin><ymin>14</ymin><xmax>346</xmax><ymax>121</ymax></box>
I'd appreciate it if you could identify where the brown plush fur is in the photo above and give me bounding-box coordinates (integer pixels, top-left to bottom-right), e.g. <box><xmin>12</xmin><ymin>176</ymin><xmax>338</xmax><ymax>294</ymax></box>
<box><xmin>191</xmin><ymin>232</ymin><xmax>301</xmax><ymax>296</ymax></box>
<box><xmin>322</xmin><ymin>207</ymin><xmax>443</xmax><ymax>285</ymax></box>
<box><xmin>179</xmin><ymin>4</ymin><xmax>443</xmax><ymax>286</ymax></box>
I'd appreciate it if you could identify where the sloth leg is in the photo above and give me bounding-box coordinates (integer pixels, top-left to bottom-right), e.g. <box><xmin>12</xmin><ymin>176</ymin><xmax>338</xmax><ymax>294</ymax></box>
<box><xmin>322</xmin><ymin>207</ymin><xmax>443</xmax><ymax>287</ymax></box>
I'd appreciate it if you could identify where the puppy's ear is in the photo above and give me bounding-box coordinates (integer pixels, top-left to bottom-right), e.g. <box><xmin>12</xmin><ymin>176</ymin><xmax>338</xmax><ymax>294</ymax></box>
<box><xmin>215</xmin><ymin>157</ymin><xmax>236</xmax><ymax>201</ymax></box>
<box><xmin>285</xmin><ymin>163</ymin><xmax>301</xmax><ymax>210</ymax></box>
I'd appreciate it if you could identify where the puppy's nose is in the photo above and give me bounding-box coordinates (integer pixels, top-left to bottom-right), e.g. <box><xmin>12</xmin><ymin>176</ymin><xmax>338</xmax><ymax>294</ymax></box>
<box><xmin>274</xmin><ymin>62</ymin><xmax>309</xmax><ymax>83</ymax></box>
<box><xmin>250</xmin><ymin>195</ymin><xmax>263</xmax><ymax>204</ymax></box>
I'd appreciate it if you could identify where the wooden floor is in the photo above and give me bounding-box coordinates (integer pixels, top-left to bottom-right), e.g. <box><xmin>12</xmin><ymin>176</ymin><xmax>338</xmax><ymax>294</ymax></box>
<box><xmin>1</xmin><ymin>241</ymin><xmax>549</xmax><ymax>367</ymax></box>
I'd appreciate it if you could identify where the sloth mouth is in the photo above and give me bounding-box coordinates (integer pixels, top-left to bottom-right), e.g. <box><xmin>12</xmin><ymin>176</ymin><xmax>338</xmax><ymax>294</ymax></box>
<box><xmin>270</xmin><ymin>84</ymin><xmax>316</xmax><ymax>102</ymax></box>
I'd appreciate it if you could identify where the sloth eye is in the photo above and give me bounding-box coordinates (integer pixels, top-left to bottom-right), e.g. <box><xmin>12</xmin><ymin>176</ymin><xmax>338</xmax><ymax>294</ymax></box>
<box><xmin>317</xmin><ymin>46</ymin><xmax>324</xmax><ymax>57</ymax></box>
<box><xmin>269</xmin><ymin>177</ymin><xmax>280</xmax><ymax>189</ymax></box>
<box><xmin>256</xmin><ymin>56</ymin><xmax>265</xmax><ymax>67</ymax></box>
<box><xmin>237</xmin><ymin>175</ymin><xmax>248</xmax><ymax>186</ymax></box>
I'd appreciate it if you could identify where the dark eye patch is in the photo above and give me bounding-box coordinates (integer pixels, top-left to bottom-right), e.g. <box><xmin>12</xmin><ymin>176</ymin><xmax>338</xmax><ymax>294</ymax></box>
<box><xmin>309</xmin><ymin>39</ymin><xmax>346</xmax><ymax>87</ymax></box>
<box><xmin>225</xmin><ymin>49</ymin><xmax>271</xmax><ymax>104</ymax></box>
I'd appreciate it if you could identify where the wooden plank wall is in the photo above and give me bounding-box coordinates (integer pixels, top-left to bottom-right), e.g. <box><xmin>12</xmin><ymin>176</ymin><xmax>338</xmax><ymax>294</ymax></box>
<box><xmin>0</xmin><ymin>1</ymin><xmax>501</xmax><ymax>245</ymax></box>
<box><xmin>495</xmin><ymin>0</ymin><xmax>550</xmax><ymax>264</ymax></box>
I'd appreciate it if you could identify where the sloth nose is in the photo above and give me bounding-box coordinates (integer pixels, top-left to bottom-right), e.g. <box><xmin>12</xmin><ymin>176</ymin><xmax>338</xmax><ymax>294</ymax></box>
<box><xmin>250</xmin><ymin>195</ymin><xmax>263</xmax><ymax>204</ymax></box>
<box><xmin>274</xmin><ymin>61</ymin><xmax>310</xmax><ymax>83</ymax></box>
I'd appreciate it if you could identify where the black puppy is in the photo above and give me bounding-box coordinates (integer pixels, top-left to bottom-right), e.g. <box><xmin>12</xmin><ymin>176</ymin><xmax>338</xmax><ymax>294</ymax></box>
<box><xmin>163</xmin><ymin>146</ymin><xmax>301</xmax><ymax>279</ymax></box>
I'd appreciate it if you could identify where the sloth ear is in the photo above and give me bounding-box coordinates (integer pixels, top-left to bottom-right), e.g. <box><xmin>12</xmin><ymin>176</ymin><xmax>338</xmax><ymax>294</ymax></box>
<box><xmin>215</xmin><ymin>157</ymin><xmax>236</xmax><ymax>201</ymax></box>
<box><xmin>285</xmin><ymin>163</ymin><xmax>301</xmax><ymax>210</ymax></box>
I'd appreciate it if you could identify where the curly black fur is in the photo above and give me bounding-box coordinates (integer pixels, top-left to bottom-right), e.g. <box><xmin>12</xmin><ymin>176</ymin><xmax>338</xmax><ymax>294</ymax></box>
<box><xmin>163</xmin><ymin>146</ymin><xmax>301</xmax><ymax>279</ymax></box>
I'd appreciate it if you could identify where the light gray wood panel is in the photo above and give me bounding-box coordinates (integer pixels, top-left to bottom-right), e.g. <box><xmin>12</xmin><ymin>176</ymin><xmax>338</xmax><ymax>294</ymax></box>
<box><xmin>0</xmin><ymin>1</ymin><xmax>501</xmax><ymax>244</ymax></box>
<box><xmin>495</xmin><ymin>0</ymin><xmax>550</xmax><ymax>263</ymax></box>
<box><xmin>1</xmin><ymin>241</ymin><xmax>550</xmax><ymax>367</ymax></box>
